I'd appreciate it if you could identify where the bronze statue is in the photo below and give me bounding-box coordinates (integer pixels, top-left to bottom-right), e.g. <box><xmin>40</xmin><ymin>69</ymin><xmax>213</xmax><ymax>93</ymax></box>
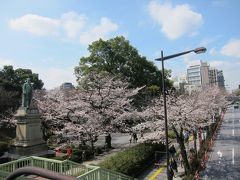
<box><xmin>22</xmin><ymin>78</ymin><xmax>32</xmax><ymax>108</ymax></box>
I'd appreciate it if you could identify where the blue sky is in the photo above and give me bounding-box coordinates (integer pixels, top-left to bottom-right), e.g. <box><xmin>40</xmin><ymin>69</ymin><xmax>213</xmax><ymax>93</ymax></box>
<box><xmin>0</xmin><ymin>0</ymin><xmax>240</xmax><ymax>90</ymax></box>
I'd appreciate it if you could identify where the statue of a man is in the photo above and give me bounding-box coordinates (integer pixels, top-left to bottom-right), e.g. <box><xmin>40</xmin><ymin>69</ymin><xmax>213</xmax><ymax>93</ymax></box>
<box><xmin>22</xmin><ymin>78</ymin><xmax>32</xmax><ymax>108</ymax></box>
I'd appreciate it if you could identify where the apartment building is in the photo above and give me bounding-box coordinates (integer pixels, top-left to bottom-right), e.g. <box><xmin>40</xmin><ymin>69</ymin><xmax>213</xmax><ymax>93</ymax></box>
<box><xmin>187</xmin><ymin>61</ymin><xmax>209</xmax><ymax>86</ymax></box>
<box><xmin>209</xmin><ymin>67</ymin><xmax>218</xmax><ymax>85</ymax></box>
<box><xmin>217</xmin><ymin>70</ymin><xmax>225</xmax><ymax>88</ymax></box>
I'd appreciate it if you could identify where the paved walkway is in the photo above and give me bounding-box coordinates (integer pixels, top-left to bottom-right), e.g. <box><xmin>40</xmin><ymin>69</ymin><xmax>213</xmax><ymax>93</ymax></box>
<box><xmin>139</xmin><ymin>147</ymin><xmax>184</xmax><ymax>179</ymax></box>
<box><xmin>140</xmin><ymin>136</ymin><xmax>199</xmax><ymax>180</ymax></box>
<box><xmin>143</xmin><ymin>161</ymin><xmax>185</xmax><ymax>180</ymax></box>
<box><xmin>81</xmin><ymin>136</ymin><xmax>199</xmax><ymax>179</ymax></box>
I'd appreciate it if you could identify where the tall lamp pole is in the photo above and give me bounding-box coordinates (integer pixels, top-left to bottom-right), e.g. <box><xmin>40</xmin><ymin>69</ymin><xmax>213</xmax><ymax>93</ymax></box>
<box><xmin>155</xmin><ymin>47</ymin><xmax>207</xmax><ymax>179</ymax></box>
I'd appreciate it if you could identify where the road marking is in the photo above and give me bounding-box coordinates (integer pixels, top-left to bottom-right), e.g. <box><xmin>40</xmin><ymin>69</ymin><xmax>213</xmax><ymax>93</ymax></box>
<box><xmin>232</xmin><ymin>129</ymin><xmax>235</xmax><ymax>136</ymax></box>
<box><xmin>149</xmin><ymin>164</ymin><xmax>166</xmax><ymax>180</ymax></box>
<box><xmin>232</xmin><ymin>148</ymin><xmax>235</xmax><ymax>164</ymax></box>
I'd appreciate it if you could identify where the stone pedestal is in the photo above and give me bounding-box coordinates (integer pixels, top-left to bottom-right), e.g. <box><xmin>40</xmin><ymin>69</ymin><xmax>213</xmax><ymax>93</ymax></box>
<box><xmin>9</xmin><ymin>107</ymin><xmax>48</xmax><ymax>158</ymax></box>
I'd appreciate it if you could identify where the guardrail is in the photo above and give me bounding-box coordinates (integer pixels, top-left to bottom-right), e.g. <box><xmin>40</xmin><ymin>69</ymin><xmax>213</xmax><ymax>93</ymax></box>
<box><xmin>0</xmin><ymin>156</ymin><xmax>135</xmax><ymax>180</ymax></box>
<box><xmin>0</xmin><ymin>156</ymin><xmax>91</xmax><ymax>179</ymax></box>
<box><xmin>5</xmin><ymin>167</ymin><xmax>76</xmax><ymax>180</ymax></box>
<box><xmin>78</xmin><ymin>166</ymin><xmax>135</xmax><ymax>180</ymax></box>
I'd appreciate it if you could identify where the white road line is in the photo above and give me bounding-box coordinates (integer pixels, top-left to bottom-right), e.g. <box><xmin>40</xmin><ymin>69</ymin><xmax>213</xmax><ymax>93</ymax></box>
<box><xmin>232</xmin><ymin>129</ymin><xmax>235</xmax><ymax>136</ymax></box>
<box><xmin>232</xmin><ymin>148</ymin><xmax>235</xmax><ymax>165</ymax></box>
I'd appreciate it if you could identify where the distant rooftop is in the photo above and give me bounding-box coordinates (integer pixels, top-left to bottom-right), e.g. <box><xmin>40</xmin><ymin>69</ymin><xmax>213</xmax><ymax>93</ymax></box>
<box><xmin>60</xmin><ymin>82</ymin><xmax>75</xmax><ymax>90</ymax></box>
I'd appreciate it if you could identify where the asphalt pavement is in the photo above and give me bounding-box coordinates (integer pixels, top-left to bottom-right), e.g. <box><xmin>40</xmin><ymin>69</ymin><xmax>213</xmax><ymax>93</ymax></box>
<box><xmin>201</xmin><ymin>105</ymin><xmax>240</xmax><ymax>180</ymax></box>
<box><xmin>95</xmin><ymin>133</ymin><xmax>130</xmax><ymax>148</ymax></box>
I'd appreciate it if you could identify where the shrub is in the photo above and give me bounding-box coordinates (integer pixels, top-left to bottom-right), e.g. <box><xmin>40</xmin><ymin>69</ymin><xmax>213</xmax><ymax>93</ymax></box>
<box><xmin>61</xmin><ymin>149</ymin><xmax>67</xmax><ymax>153</ymax></box>
<box><xmin>168</xmin><ymin>130</ymin><xmax>176</xmax><ymax>139</ymax></box>
<box><xmin>51</xmin><ymin>156</ymin><xmax>66</xmax><ymax>161</ymax></box>
<box><xmin>94</xmin><ymin>146</ymin><xmax>103</xmax><ymax>155</ymax></box>
<box><xmin>0</xmin><ymin>142</ymin><xmax>9</xmax><ymax>154</ymax></box>
<box><xmin>99</xmin><ymin>142</ymin><xmax>165</xmax><ymax>177</ymax></box>
<box><xmin>69</xmin><ymin>155</ymin><xmax>81</xmax><ymax>162</ymax></box>
<box><xmin>183</xmin><ymin>174</ymin><xmax>194</xmax><ymax>180</ymax></box>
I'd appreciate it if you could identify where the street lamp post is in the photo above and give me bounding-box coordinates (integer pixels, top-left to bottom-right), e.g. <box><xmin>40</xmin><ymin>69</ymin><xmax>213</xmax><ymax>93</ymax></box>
<box><xmin>155</xmin><ymin>47</ymin><xmax>206</xmax><ymax>179</ymax></box>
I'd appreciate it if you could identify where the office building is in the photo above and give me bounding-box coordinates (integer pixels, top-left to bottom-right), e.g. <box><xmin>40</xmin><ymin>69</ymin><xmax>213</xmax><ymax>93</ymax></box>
<box><xmin>187</xmin><ymin>61</ymin><xmax>209</xmax><ymax>86</ymax></box>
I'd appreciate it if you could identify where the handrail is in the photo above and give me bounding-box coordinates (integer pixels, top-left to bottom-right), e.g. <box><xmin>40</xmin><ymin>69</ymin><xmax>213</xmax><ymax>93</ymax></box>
<box><xmin>0</xmin><ymin>156</ymin><xmax>135</xmax><ymax>180</ymax></box>
<box><xmin>31</xmin><ymin>156</ymin><xmax>64</xmax><ymax>163</ymax></box>
<box><xmin>77</xmin><ymin>166</ymin><xmax>135</xmax><ymax>180</ymax></box>
<box><xmin>0</xmin><ymin>156</ymin><xmax>90</xmax><ymax>178</ymax></box>
<box><xmin>6</xmin><ymin>167</ymin><xmax>76</xmax><ymax>180</ymax></box>
<box><xmin>0</xmin><ymin>156</ymin><xmax>31</xmax><ymax>167</ymax></box>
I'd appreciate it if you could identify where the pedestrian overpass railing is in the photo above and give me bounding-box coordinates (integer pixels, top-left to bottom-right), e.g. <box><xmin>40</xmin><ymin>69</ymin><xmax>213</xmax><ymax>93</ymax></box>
<box><xmin>77</xmin><ymin>166</ymin><xmax>135</xmax><ymax>180</ymax></box>
<box><xmin>0</xmin><ymin>156</ymin><xmax>135</xmax><ymax>180</ymax></box>
<box><xmin>0</xmin><ymin>156</ymin><xmax>92</xmax><ymax>179</ymax></box>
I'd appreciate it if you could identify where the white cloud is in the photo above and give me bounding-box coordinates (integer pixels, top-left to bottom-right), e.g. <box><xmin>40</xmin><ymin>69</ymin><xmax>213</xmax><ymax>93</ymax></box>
<box><xmin>15</xmin><ymin>64</ymin><xmax>77</xmax><ymax>90</ymax></box>
<box><xmin>79</xmin><ymin>17</ymin><xmax>118</xmax><ymax>45</ymax></box>
<box><xmin>182</xmin><ymin>53</ymin><xmax>199</xmax><ymax>66</ymax></box>
<box><xmin>209</xmin><ymin>60</ymin><xmax>224</xmax><ymax>67</ymax></box>
<box><xmin>209</xmin><ymin>48</ymin><xmax>217</xmax><ymax>55</ymax></box>
<box><xmin>221</xmin><ymin>39</ymin><xmax>240</xmax><ymax>58</ymax></box>
<box><xmin>0</xmin><ymin>58</ymin><xmax>15</xmax><ymax>67</ymax></box>
<box><xmin>61</xmin><ymin>11</ymin><xmax>86</xmax><ymax>39</ymax></box>
<box><xmin>9</xmin><ymin>14</ymin><xmax>60</xmax><ymax>36</ymax></box>
<box><xmin>200</xmin><ymin>37</ymin><xmax>218</xmax><ymax>47</ymax></box>
<box><xmin>8</xmin><ymin>12</ymin><xmax>118</xmax><ymax>45</ymax></box>
<box><xmin>212</xmin><ymin>0</ymin><xmax>226</xmax><ymax>6</ymax></box>
<box><xmin>38</xmin><ymin>67</ymin><xmax>76</xmax><ymax>89</ymax></box>
<box><xmin>148</xmin><ymin>1</ymin><xmax>203</xmax><ymax>40</ymax></box>
<box><xmin>216</xmin><ymin>61</ymin><xmax>240</xmax><ymax>90</ymax></box>
<box><xmin>0</xmin><ymin>57</ymin><xmax>75</xmax><ymax>90</ymax></box>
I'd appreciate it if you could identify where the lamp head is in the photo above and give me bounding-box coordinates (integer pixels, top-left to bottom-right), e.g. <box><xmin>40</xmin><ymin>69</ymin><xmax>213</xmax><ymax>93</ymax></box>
<box><xmin>194</xmin><ymin>47</ymin><xmax>207</xmax><ymax>54</ymax></box>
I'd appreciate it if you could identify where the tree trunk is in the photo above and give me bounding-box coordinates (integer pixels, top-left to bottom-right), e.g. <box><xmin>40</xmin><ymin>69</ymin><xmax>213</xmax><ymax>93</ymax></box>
<box><xmin>198</xmin><ymin>127</ymin><xmax>203</xmax><ymax>149</ymax></box>
<box><xmin>172</xmin><ymin>126</ymin><xmax>191</xmax><ymax>175</ymax></box>
<box><xmin>91</xmin><ymin>139</ymin><xmax>94</xmax><ymax>151</ymax></box>
<box><xmin>193</xmin><ymin>129</ymin><xmax>197</xmax><ymax>157</ymax></box>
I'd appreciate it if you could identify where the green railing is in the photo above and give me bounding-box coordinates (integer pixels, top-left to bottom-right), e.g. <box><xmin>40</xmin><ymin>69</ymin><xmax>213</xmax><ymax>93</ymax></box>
<box><xmin>0</xmin><ymin>156</ymin><xmax>135</xmax><ymax>180</ymax></box>
<box><xmin>77</xmin><ymin>166</ymin><xmax>135</xmax><ymax>180</ymax></box>
<box><xmin>0</xmin><ymin>156</ymin><xmax>92</xmax><ymax>179</ymax></box>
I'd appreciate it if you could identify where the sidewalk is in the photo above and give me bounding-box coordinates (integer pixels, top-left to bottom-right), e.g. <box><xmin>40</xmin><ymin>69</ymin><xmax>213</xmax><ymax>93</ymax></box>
<box><xmin>146</xmin><ymin>162</ymin><xmax>185</xmax><ymax>180</ymax></box>
<box><xmin>139</xmin><ymin>146</ymin><xmax>184</xmax><ymax>180</ymax></box>
<box><xmin>140</xmin><ymin>137</ymin><xmax>199</xmax><ymax>180</ymax></box>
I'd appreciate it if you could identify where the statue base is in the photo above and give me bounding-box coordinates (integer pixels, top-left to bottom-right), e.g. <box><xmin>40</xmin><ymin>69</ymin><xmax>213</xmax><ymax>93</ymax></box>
<box><xmin>9</xmin><ymin>143</ymin><xmax>49</xmax><ymax>158</ymax></box>
<box><xmin>9</xmin><ymin>106</ymin><xmax>49</xmax><ymax>158</ymax></box>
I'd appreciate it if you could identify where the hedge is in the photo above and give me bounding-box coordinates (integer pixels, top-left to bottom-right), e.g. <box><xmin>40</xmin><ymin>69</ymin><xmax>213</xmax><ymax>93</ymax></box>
<box><xmin>168</xmin><ymin>130</ymin><xmax>176</xmax><ymax>139</ymax></box>
<box><xmin>0</xmin><ymin>142</ymin><xmax>9</xmax><ymax>156</ymax></box>
<box><xmin>99</xmin><ymin>142</ymin><xmax>165</xmax><ymax>177</ymax></box>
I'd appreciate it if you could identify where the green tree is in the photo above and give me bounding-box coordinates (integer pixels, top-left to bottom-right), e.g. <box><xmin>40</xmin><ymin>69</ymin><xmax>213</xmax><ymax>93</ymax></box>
<box><xmin>0</xmin><ymin>65</ymin><xmax>44</xmax><ymax>113</ymax></box>
<box><xmin>75</xmin><ymin>36</ymin><xmax>172</xmax><ymax>89</ymax></box>
<box><xmin>0</xmin><ymin>65</ymin><xmax>44</xmax><ymax>92</ymax></box>
<box><xmin>0</xmin><ymin>87</ymin><xmax>19</xmax><ymax>114</ymax></box>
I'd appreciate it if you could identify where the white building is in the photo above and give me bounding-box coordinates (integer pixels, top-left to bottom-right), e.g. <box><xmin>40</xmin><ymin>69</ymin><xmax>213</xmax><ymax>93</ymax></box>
<box><xmin>187</xmin><ymin>61</ymin><xmax>209</xmax><ymax>86</ymax></box>
<box><xmin>173</xmin><ymin>75</ymin><xmax>187</xmax><ymax>93</ymax></box>
<box><xmin>173</xmin><ymin>61</ymin><xmax>225</xmax><ymax>94</ymax></box>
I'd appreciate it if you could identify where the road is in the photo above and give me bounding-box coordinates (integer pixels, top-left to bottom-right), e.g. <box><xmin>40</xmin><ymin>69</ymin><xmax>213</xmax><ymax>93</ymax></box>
<box><xmin>95</xmin><ymin>133</ymin><xmax>131</xmax><ymax>148</ymax></box>
<box><xmin>201</xmin><ymin>105</ymin><xmax>240</xmax><ymax>179</ymax></box>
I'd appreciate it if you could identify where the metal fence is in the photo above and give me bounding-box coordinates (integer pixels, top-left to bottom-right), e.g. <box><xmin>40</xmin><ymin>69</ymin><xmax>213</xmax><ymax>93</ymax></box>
<box><xmin>0</xmin><ymin>156</ymin><xmax>90</xmax><ymax>179</ymax></box>
<box><xmin>0</xmin><ymin>156</ymin><xmax>135</xmax><ymax>180</ymax></box>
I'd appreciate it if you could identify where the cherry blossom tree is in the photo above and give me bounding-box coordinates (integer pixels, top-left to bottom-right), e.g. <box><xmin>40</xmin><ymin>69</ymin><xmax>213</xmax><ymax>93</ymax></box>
<box><xmin>34</xmin><ymin>72</ymin><xmax>143</xmax><ymax>149</ymax></box>
<box><xmin>132</xmin><ymin>86</ymin><xmax>227</xmax><ymax>175</ymax></box>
